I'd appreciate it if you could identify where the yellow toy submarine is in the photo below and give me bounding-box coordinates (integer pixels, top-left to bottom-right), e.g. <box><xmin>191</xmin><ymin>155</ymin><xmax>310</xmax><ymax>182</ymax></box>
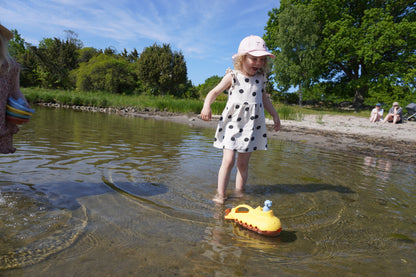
<box><xmin>224</xmin><ymin>200</ymin><xmax>282</xmax><ymax>236</ymax></box>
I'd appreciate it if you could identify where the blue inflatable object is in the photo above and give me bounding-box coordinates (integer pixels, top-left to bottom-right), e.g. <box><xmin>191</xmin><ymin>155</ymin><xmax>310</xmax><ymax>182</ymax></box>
<box><xmin>7</xmin><ymin>97</ymin><xmax>35</xmax><ymax>114</ymax></box>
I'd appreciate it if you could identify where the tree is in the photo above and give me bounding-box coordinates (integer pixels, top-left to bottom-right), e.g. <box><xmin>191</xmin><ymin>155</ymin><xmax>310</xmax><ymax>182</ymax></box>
<box><xmin>77</xmin><ymin>47</ymin><xmax>100</xmax><ymax>63</ymax></box>
<box><xmin>121</xmin><ymin>48</ymin><xmax>139</xmax><ymax>63</ymax></box>
<box><xmin>264</xmin><ymin>0</ymin><xmax>322</xmax><ymax>107</ymax></box>
<box><xmin>8</xmin><ymin>29</ymin><xmax>26</xmax><ymax>58</ymax></box>
<box><xmin>265</xmin><ymin>0</ymin><xmax>416</xmax><ymax>109</ymax></box>
<box><xmin>137</xmin><ymin>43</ymin><xmax>187</xmax><ymax>96</ymax></box>
<box><xmin>64</xmin><ymin>29</ymin><xmax>83</xmax><ymax>49</ymax></box>
<box><xmin>32</xmin><ymin>34</ymin><xmax>81</xmax><ymax>89</ymax></box>
<box><xmin>8</xmin><ymin>30</ymin><xmax>39</xmax><ymax>87</ymax></box>
<box><xmin>196</xmin><ymin>75</ymin><xmax>224</xmax><ymax>99</ymax></box>
<box><xmin>104</xmin><ymin>46</ymin><xmax>117</xmax><ymax>56</ymax></box>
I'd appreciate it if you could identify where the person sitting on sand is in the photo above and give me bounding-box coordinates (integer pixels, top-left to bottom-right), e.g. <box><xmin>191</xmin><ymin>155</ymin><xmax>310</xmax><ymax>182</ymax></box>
<box><xmin>369</xmin><ymin>103</ymin><xmax>383</xmax><ymax>122</ymax></box>
<box><xmin>383</xmin><ymin>102</ymin><xmax>402</xmax><ymax>124</ymax></box>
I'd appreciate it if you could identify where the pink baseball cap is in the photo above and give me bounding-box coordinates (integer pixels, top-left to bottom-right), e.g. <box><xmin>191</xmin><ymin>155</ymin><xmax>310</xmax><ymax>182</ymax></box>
<box><xmin>233</xmin><ymin>35</ymin><xmax>275</xmax><ymax>59</ymax></box>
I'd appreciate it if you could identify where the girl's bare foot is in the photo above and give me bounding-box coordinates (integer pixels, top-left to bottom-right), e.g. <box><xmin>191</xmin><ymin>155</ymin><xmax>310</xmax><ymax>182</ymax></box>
<box><xmin>212</xmin><ymin>193</ymin><xmax>227</xmax><ymax>204</ymax></box>
<box><xmin>234</xmin><ymin>190</ymin><xmax>245</xmax><ymax>198</ymax></box>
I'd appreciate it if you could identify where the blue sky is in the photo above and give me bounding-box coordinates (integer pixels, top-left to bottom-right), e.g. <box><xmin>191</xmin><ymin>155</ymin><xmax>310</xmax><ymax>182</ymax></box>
<box><xmin>1</xmin><ymin>0</ymin><xmax>280</xmax><ymax>85</ymax></box>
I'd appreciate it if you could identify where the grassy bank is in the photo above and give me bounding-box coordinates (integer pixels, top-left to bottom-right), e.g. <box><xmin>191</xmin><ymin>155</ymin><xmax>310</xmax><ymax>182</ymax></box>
<box><xmin>22</xmin><ymin>88</ymin><xmax>367</xmax><ymax>120</ymax></box>
<box><xmin>23</xmin><ymin>87</ymin><xmax>218</xmax><ymax>114</ymax></box>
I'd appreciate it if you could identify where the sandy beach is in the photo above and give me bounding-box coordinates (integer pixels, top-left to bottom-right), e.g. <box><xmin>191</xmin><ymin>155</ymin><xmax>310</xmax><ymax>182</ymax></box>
<box><xmin>128</xmin><ymin>111</ymin><xmax>416</xmax><ymax>164</ymax></box>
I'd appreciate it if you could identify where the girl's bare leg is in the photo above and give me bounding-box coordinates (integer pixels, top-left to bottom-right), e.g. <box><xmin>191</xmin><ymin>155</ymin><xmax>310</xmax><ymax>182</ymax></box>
<box><xmin>213</xmin><ymin>149</ymin><xmax>235</xmax><ymax>204</ymax></box>
<box><xmin>235</xmin><ymin>152</ymin><xmax>252</xmax><ymax>196</ymax></box>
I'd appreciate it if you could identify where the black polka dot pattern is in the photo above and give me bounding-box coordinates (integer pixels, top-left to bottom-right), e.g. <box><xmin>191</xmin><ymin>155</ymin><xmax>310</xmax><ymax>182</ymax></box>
<box><xmin>213</xmin><ymin>70</ymin><xmax>268</xmax><ymax>152</ymax></box>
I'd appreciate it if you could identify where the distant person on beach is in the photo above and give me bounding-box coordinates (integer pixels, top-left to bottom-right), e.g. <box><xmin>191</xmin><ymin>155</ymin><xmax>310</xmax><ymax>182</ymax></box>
<box><xmin>0</xmin><ymin>23</ymin><xmax>30</xmax><ymax>154</ymax></box>
<box><xmin>200</xmin><ymin>35</ymin><xmax>281</xmax><ymax>204</ymax></box>
<box><xmin>383</xmin><ymin>102</ymin><xmax>403</xmax><ymax>124</ymax></box>
<box><xmin>369</xmin><ymin>103</ymin><xmax>383</xmax><ymax>122</ymax></box>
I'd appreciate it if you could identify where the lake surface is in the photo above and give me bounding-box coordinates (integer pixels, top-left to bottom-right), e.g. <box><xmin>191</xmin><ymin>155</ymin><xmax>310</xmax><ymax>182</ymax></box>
<box><xmin>1</xmin><ymin>107</ymin><xmax>415</xmax><ymax>276</ymax></box>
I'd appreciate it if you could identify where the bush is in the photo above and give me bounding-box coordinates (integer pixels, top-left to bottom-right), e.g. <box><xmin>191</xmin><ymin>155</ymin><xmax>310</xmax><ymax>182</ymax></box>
<box><xmin>73</xmin><ymin>54</ymin><xmax>137</xmax><ymax>94</ymax></box>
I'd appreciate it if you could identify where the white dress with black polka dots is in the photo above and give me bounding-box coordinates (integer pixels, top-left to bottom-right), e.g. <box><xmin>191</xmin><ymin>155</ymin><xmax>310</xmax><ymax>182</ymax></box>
<box><xmin>213</xmin><ymin>70</ymin><xmax>268</xmax><ymax>153</ymax></box>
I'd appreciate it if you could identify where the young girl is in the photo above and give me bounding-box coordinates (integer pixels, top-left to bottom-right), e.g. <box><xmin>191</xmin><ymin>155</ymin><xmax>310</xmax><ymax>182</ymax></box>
<box><xmin>0</xmin><ymin>23</ymin><xmax>30</xmax><ymax>154</ymax></box>
<box><xmin>200</xmin><ymin>35</ymin><xmax>281</xmax><ymax>204</ymax></box>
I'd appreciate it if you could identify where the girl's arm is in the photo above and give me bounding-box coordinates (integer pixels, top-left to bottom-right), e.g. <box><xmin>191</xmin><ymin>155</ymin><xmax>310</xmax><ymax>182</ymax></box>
<box><xmin>262</xmin><ymin>92</ymin><xmax>281</xmax><ymax>132</ymax></box>
<box><xmin>200</xmin><ymin>73</ymin><xmax>232</xmax><ymax>121</ymax></box>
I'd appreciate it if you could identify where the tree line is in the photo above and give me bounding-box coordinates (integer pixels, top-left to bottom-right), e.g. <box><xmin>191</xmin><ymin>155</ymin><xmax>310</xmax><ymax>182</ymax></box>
<box><xmin>9</xmin><ymin>30</ymin><xmax>197</xmax><ymax>98</ymax></box>
<box><xmin>8</xmin><ymin>0</ymin><xmax>416</xmax><ymax>109</ymax></box>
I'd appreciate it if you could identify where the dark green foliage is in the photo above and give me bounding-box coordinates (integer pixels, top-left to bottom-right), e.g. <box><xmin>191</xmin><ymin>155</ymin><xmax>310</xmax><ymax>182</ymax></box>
<box><xmin>265</xmin><ymin>0</ymin><xmax>416</xmax><ymax>109</ymax></box>
<box><xmin>196</xmin><ymin>75</ymin><xmax>222</xmax><ymax>98</ymax></box>
<box><xmin>136</xmin><ymin>43</ymin><xmax>188</xmax><ymax>96</ymax></box>
<box><xmin>7</xmin><ymin>30</ymin><xmax>26</xmax><ymax>58</ymax></box>
<box><xmin>33</xmin><ymin>35</ymin><xmax>81</xmax><ymax>89</ymax></box>
<box><xmin>8</xmin><ymin>30</ymin><xmax>39</xmax><ymax>87</ymax></box>
<box><xmin>120</xmin><ymin>48</ymin><xmax>139</xmax><ymax>63</ymax></box>
<box><xmin>77</xmin><ymin>47</ymin><xmax>100</xmax><ymax>63</ymax></box>
<box><xmin>265</xmin><ymin>1</ymin><xmax>321</xmax><ymax>107</ymax></box>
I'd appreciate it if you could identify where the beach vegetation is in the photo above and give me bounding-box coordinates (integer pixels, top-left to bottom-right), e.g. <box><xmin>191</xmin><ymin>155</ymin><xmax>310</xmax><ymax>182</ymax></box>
<box><xmin>23</xmin><ymin>87</ymin><xmax>311</xmax><ymax>121</ymax></box>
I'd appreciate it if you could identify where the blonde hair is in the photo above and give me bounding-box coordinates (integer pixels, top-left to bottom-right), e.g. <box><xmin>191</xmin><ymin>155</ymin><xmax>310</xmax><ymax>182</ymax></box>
<box><xmin>0</xmin><ymin>34</ymin><xmax>12</xmax><ymax>72</ymax></box>
<box><xmin>233</xmin><ymin>54</ymin><xmax>272</xmax><ymax>75</ymax></box>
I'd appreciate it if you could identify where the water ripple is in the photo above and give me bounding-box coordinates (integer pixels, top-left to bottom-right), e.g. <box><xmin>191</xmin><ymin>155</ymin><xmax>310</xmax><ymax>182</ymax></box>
<box><xmin>0</xmin><ymin>184</ymin><xmax>88</xmax><ymax>270</ymax></box>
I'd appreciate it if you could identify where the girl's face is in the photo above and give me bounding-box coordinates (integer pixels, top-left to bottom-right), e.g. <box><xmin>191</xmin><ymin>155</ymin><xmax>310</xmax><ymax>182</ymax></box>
<box><xmin>241</xmin><ymin>54</ymin><xmax>266</xmax><ymax>76</ymax></box>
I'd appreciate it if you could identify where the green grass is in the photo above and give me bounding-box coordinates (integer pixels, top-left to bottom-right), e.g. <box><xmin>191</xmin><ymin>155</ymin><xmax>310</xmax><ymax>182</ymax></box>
<box><xmin>22</xmin><ymin>87</ymin><xmax>370</xmax><ymax>119</ymax></box>
<box><xmin>23</xmin><ymin>88</ymin><xmax>207</xmax><ymax>114</ymax></box>
<box><xmin>275</xmin><ymin>105</ymin><xmax>304</xmax><ymax>121</ymax></box>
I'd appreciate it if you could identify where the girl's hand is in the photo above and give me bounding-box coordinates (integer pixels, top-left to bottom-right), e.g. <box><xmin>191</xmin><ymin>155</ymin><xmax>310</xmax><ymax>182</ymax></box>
<box><xmin>200</xmin><ymin>106</ymin><xmax>212</xmax><ymax>121</ymax></box>
<box><xmin>200</xmin><ymin>72</ymin><xmax>232</xmax><ymax>122</ymax></box>
<box><xmin>272</xmin><ymin>116</ymin><xmax>281</xmax><ymax>132</ymax></box>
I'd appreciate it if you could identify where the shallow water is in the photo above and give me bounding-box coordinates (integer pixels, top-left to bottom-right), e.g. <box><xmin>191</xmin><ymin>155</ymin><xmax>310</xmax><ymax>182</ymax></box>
<box><xmin>1</xmin><ymin>107</ymin><xmax>415</xmax><ymax>276</ymax></box>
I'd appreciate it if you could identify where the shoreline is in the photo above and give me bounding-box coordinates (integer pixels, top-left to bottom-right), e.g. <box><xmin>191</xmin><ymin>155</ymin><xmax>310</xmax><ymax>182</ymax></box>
<box><xmin>127</xmin><ymin>112</ymin><xmax>416</xmax><ymax>164</ymax></box>
<box><xmin>37</xmin><ymin>103</ymin><xmax>416</xmax><ymax>164</ymax></box>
